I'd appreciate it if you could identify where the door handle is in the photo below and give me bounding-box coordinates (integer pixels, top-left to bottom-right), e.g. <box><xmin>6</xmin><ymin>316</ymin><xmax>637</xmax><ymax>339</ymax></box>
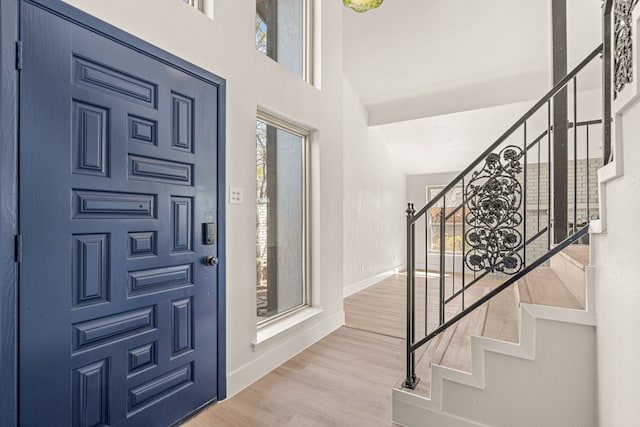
<box><xmin>203</xmin><ymin>256</ymin><xmax>218</xmax><ymax>266</ymax></box>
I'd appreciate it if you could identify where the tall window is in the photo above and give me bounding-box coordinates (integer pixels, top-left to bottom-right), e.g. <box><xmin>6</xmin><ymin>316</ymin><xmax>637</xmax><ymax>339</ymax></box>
<box><xmin>428</xmin><ymin>186</ymin><xmax>464</xmax><ymax>253</ymax></box>
<box><xmin>256</xmin><ymin>0</ymin><xmax>310</xmax><ymax>81</ymax></box>
<box><xmin>256</xmin><ymin>116</ymin><xmax>308</xmax><ymax>324</ymax></box>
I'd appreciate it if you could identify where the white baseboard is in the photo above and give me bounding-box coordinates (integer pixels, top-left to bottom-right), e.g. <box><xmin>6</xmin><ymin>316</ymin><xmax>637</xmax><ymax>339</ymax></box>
<box><xmin>226</xmin><ymin>310</ymin><xmax>345</xmax><ymax>398</ymax></box>
<box><xmin>343</xmin><ymin>264</ymin><xmax>405</xmax><ymax>298</ymax></box>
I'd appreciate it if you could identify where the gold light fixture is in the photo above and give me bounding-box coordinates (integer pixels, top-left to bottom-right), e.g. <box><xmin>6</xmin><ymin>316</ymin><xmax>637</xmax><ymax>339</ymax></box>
<box><xmin>343</xmin><ymin>0</ymin><xmax>384</xmax><ymax>13</ymax></box>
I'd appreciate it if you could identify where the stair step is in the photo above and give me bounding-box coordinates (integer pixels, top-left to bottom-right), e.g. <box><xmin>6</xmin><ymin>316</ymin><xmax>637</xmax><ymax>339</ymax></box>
<box><xmin>482</xmin><ymin>285</ymin><xmax>519</xmax><ymax>343</ymax></box>
<box><xmin>410</xmin><ymin>324</ymin><xmax>455</xmax><ymax>398</ymax></box>
<box><xmin>518</xmin><ymin>267</ymin><xmax>583</xmax><ymax>310</ymax></box>
<box><xmin>439</xmin><ymin>287</ymin><xmax>492</xmax><ymax>372</ymax></box>
<box><xmin>559</xmin><ymin>244</ymin><xmax>589</xmax><ymax>269</ymax></box>
<box><xmin>550</xmin><ymin>245</ymin><xmax>588</xmax><ymax>308</ymax></box>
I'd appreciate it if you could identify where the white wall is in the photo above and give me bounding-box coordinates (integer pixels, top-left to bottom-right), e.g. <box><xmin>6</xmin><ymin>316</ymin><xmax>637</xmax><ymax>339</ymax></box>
<box><xmin>595</xmin><ymin>101</ymin><xmax>640</xmax><ymax>426</ymax></box>
<box><xmin>342</xmin><ymin>78</ymin><xmax>406</xmax><ymax>295</ymax></box>
<box><xmin>61</xmin><ymin>0</ymin><xmax>345</xmax><ymax>397</ymax></box>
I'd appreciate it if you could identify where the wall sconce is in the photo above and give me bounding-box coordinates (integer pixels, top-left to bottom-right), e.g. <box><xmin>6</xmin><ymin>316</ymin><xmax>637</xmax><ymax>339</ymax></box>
<box><xmin>343</xmin><ymin>0</ymin><xmax>384</xmax><ymax>13</ymax></box>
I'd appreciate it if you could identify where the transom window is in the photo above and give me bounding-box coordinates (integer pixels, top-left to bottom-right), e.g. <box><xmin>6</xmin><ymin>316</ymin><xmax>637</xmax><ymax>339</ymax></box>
<box><xmin>182</xmin><ymin>0</ymin><xmax>212</xmax><ymax>15</ymax></box>
<box><xmin>256</xmin><ymin>0</ymin><xmax>311</xmax><ymax>81</ymax></box>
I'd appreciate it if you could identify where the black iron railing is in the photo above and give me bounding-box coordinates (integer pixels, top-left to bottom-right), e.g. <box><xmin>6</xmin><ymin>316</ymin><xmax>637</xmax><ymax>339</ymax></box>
<box><xmin>403</xmin><ymin>44</ymin><xmax>608</xmax><ymax>389</ymax></box>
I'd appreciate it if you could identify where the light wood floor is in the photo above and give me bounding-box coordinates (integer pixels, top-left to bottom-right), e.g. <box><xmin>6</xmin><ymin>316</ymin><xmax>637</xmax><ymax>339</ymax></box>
<box><xmin>184</xmin><ymin>248</ymin><xmax>587</xmax><ymax>426</ymax></box>
<box><xmin>183</xmin><ymin>272</ymin><xmax>501</xmax><ymax>426</ymax></box>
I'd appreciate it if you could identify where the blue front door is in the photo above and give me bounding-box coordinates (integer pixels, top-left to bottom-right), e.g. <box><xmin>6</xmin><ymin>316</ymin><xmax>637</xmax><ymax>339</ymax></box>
<box><xmin>19</xmin><ymin>2</ymin><xmax>222</xmax><ymax>425</ymax></box>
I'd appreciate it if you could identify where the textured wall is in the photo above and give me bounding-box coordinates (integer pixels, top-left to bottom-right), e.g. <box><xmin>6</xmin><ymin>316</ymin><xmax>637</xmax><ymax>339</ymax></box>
<box><xmin>595</xmin><ymin>100</ymin><xmax>640</xmax><ymax>426</ymax></box>
<box><xmin>343</xmin><ymin>78</ymin><xmax>406</xmax><ymax>290</ymax></box>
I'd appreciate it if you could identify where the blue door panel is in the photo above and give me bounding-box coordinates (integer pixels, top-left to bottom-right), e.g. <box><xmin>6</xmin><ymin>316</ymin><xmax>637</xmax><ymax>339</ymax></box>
<box><xmin>19</xmin><ymin>3</ymin><xmax>220</xmax><ymax>426</ymax></box>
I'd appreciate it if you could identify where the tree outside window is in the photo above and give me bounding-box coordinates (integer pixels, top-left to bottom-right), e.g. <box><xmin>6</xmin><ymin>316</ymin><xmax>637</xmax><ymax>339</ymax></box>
<box><xmin>255</xmin><ymin>0</ymin><xmax>307</xmax><ymax>80</ymax></box>
<box><xmin>428</xmin><ymin>186</ymin><xmax>464</xmax><ymax>253</ymax></box>
<box><xmin>256</xmin><ymin>117</ymin><xmax>307</xmax><ymax>323</ymax></box>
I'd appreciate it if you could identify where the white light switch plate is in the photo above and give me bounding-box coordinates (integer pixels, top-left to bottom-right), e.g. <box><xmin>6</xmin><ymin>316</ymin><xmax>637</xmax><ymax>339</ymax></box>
<box><xmin>229</xmin><ymin>186</ymin><xmax>243</xmax><ymax>205</ymax></box>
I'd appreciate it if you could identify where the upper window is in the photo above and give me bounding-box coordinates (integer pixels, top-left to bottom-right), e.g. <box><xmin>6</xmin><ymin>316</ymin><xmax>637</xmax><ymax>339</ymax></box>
<box><xmin>428</xmin><ymin>186</ymin><xmax>464</xmax><ymax>253</ymax></box>
<box><xmin>256</xmin><ymin>115</ymin><xmax>309</xmax><ymax>324</ymax></box>
<box><xmin>183</xmin><ymin>0</ymin><xmax>206</xmax><ymax>14</ymax></box>
<box><xmin>256</xmin><ymin>0</ymin><xmax>310</xmax><ymax>81</ymax></box>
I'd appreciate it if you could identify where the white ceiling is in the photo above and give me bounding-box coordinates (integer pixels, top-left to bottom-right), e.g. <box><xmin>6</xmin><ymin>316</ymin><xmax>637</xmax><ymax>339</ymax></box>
<box><xmin>342</xmin><ymin>0</ymin><xmax>603</xmax><ymax>174</ymax></box>
<box><xmin>374</xmin><ymin>99</ymin><xmax>532</xmax><ymax>175</ymax></box>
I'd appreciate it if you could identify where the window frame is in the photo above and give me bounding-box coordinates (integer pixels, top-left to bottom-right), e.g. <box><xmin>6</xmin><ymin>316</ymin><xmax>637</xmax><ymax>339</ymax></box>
<box><xmin>184</xmin><ymin>0</ymin><xmax>203</xmax><ymax>12</ymax></box>
<box><xmin>182</xmin><ymin>0</ymin><xmax>214</xmax><ymax>17</ymax></box>
<box><xmin>427</xmin><ymin>185</ymin><xmax>464</xmax><ymax>255</ymax></box>
<box><xmin>256</xmin><ymin>111</ymin><xmax>311</xmax><ymax>328</ymax></box>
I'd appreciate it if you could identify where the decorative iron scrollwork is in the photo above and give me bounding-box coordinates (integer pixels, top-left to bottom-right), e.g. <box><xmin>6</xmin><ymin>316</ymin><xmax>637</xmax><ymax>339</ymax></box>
<box><xmin>614</xmin><ymin>0</ymin><xmax>639</xmax><ymax>98</ymax></box>
<box><xmin>464</xmin><ymin>146</ymin><xmax>524</xmax><ymax>275</ymax></box>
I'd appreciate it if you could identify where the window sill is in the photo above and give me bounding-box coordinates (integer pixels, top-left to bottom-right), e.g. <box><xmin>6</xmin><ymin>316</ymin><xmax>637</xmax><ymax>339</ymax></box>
<box><xmin>253</xmin><ymin>307</ymin><xmax>323</xmax><ymax>350</ymax></box>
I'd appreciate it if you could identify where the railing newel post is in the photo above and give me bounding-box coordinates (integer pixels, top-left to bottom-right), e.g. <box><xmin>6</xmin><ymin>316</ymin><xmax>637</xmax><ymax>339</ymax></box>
<box><xmin>403</xmin><ymin>203</ymin><xmax>419</xmax><ymax>389</ymax></box>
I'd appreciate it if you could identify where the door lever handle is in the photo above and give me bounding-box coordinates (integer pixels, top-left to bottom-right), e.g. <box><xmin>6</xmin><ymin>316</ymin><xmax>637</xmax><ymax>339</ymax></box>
<box><xmin>203</xmin><ymin>256</ymin><xmax>218</xmax><ymax>266</ymax></box>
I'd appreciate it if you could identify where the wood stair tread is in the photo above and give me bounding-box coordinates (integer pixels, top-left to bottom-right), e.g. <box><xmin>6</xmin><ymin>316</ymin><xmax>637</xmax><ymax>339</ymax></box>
<box><xmin>410</xmin><ymin>284</ymin><xmax>521</xmax><ymax>399</ymax></box>
<box><xmin>519</xmin><ymin>267</ymin><xmax>583</xmax><ymax>310</ymax></box>
<box><xmin>556</xmin><ymin>244</ymin><xmax>589</xmax><ymax>270</ymax></box>
<box><xmin>405</xmin><ymin>254</ymin><xmax>587</xmax><ymax>400</ymax></box>
<box><xmin>439</xmin><ymin>287</ymin><xmax>492</xmax><ymax>372</ymax></box>
<box><xmin>482</xmin><ymin>285</ymin><xmax>519</xmax><ymax>343</ymax></box>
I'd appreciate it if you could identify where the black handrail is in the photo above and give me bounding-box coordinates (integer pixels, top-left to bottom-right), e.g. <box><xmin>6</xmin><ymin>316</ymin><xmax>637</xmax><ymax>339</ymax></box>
<box><xmin>410</xmin><ymin>226</ymin><xmax>588</xmax><ymax>353</ymax></box>
<box><xmin>412</xmin><ymin>44</ymin><xmax>603</xmax><ymax>222</ymax></box>
<box><xmin>443</xmin><ymin>226</ymin><xmax>549</xmax><ymax>305</ymax></box>
<box><xmin>403</xmin><ymin>43</ymin><xmax>607</xmax><ymax>390</ymax></box>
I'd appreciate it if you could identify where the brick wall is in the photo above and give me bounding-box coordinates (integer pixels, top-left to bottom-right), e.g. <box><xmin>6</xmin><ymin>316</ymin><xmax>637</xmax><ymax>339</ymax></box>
<box><xmin>519</xmin><ymin>158</ymin><xmax>601</xmax><ymax>265</ymax></box>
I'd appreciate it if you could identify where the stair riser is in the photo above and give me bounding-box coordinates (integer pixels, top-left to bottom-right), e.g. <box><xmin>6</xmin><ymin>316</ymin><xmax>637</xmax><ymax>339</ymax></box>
<box><xmin>447</xmin><ymin>320</ymin><xmax>596</xmax><ymax>427</ymax></box>
<box><xmin>394</xmin><ymin>314</ymin><xmax>597</xmax><ymax>427</ymax></box>
<box><xmin>550</xmin><ymin>254</ymin><xmax>586</xmax><ymax>308</ymax></box>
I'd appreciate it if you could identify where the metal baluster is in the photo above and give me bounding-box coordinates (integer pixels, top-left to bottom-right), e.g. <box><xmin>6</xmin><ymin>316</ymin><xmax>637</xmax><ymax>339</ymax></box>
<box><xmin>603</xmin><ymin>0</ymin><xmax>613</xmax><ymax>164</ymax></box>
<box><xmin>573</xmin><ymin>77</ymin><xmax>578</xmax><ymax>234</ymax></box>
<box><xmin>439</xmin><ymin>204</ymin><xmax>446</xmax><ymax>326</ymax></box>
<box><xmin>452</xmin><ymin>202</ymin><xmax>456</xmax><ymax>296</ymax></box>
<box><xmin>425</xmin><ymin>214</ymin><xmax>428</xmax><ymax>336</ymax></box>
<box><xmin>523</xmin><ymin>122</ymin><xmax>527</xmax><ymax>266</ymax></box>
<box><xmin>547</xmin><ymin>100</ymin><xmax>552</xmax><ymax>250</ymax></box>
<box><xmin>462</xmin><ymin>177</ymin><xmax>466</xmax><ymax>311</ymax></box>
<box><xmin>537</xmin><ymin>138</ymin><xmax>541</xmax><ymax>232</ymax></box>
<box><xmin>586</xmin><ymin>125</ymin><xmax>590</xmax><ymax>221</ymax></box>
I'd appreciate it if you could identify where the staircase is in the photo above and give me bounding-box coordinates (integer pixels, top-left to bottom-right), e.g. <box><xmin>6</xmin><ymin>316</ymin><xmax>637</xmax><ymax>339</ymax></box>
<box><xmin>393</xmin><ymin>246</ymin><xmax>597</xmax><ymax>427</ymax></box>
<box><xmin>392</xmin><ymin>41</ymin><xmax>608</xmax><ymax>426</ymax></box>
<box><xmin>393</xmin><ymin>0</ymin><xmax>640</xmax><ymax>424</ymax></box>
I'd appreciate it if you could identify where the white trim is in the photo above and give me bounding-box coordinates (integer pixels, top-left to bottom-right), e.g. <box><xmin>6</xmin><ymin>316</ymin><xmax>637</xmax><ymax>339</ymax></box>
<box><xmin>590</xmin><ymin>141</ymin><xmax>623</xmax><ymax>234</ymax></box>
<box><xmin>592</xmin><ymin>0</ymin><xmax>640</xmax><ymax>235</ymax></box>
<box><xmin>343</xmin><ymin>265</ymin><xmax>404</xmax><ymax>298</ymax></box>
<box><xmin>253</xmin><ymin>307</ymin><xmax>323</xmax><ymax>348</ymax></box>
<box><xmin>228</xmin><ymin>310</ymin><xmax>344</xmax><ymax>397</ymax></box>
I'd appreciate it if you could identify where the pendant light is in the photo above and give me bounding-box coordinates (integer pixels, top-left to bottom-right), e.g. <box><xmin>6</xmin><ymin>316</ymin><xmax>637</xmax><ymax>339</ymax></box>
<box><xmin>343</xmin><ymin>0</ymin><xmax>384</xmax><ymax>13</ymax></box>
